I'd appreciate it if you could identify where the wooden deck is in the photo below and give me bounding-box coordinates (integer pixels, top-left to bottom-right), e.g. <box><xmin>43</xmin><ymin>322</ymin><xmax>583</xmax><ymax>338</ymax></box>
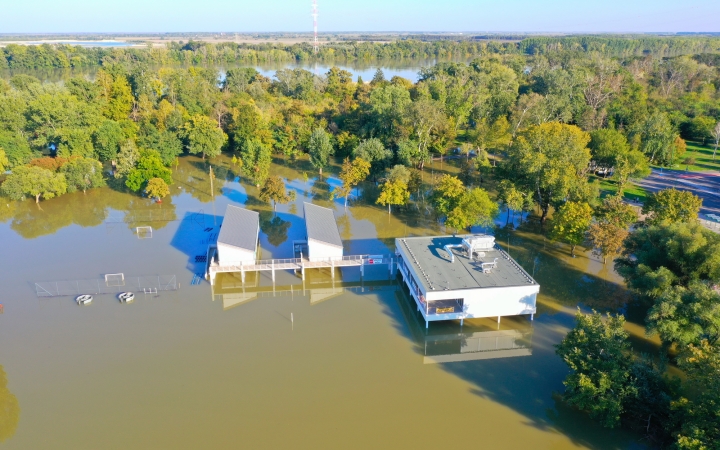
<box><xmin>207</xmin><ymin>254</ymin><xmax>391</xmax><ymax>284</ymax></box>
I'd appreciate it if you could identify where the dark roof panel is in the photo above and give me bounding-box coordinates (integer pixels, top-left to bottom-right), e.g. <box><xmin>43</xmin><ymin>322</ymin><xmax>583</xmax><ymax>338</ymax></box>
<box><xmin>217</xmin><ymin>205</ymin><xmax>260</xmax><ymax>252</ymax></box>
<box><xmin>304</xmin><ymin>203</ymin><xmax>343</xmax><ymax>248</ymax></box>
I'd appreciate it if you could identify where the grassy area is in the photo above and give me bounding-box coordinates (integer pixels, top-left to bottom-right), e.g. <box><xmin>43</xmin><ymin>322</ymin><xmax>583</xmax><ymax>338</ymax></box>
<box><xmin>596</xmin><ymin>176</ymin><xmax>649</xmax><ymax>203</ymax></box>
<box><xmin>667</xmin><ymin>141</ymin><xmax>720</xmax><ymax>172</ymax></box>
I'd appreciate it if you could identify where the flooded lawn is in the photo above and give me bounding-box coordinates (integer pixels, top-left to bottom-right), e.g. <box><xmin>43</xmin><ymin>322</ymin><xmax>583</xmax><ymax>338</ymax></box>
<box><xmin>0</xmin><ymin>156</ymin><xmax>645</xmax><ymax>449</ymax></box>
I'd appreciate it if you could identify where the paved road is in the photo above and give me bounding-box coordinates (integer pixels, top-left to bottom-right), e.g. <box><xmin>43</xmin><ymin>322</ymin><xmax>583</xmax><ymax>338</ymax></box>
<box><xmin>634</xmin><ymin>169</ymin><xmax>720</xmax><ymax>214</ymax></box>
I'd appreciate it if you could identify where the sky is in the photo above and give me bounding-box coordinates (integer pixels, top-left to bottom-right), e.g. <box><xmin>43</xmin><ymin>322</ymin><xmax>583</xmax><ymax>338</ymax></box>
<box><xmin>0</xmin><ymin>0</ymin><xmax>718</xmax><ymax>34</ymax></box>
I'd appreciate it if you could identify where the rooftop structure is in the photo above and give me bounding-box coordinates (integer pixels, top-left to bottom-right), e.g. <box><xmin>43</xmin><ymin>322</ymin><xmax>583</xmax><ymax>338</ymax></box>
<box><xmin>216</xmin><ymin>205</ymin><xmax>260</xmax><ymax>266</ymax></box>
<box><xmin>303</xmin><ymin>202</ymin><xmax>343</xmax><ymax>261</ymax></box>
<box><xmin>395</xmin><ymin>235</ymin><xmax>539</xmax><ymax>328</ymax></box>
<box><xmin>400</xmin><ymin>235</ymin><xmax>535</xmax><ymax>291</ymax></box>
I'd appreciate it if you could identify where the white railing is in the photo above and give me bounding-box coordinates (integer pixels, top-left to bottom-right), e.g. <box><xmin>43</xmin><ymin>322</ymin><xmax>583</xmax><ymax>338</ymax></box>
<box><xmin>211</xmin><ymin>254</ymin><xmax>388</xmax><ymax>271</ymax></box>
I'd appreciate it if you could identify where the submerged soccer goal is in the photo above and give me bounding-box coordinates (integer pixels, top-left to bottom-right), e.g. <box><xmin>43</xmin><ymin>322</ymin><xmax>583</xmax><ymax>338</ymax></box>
<box><xmin>136</xmin><ymin>226</ymin><xmax>153</xmax><ymax>239</ymax></box>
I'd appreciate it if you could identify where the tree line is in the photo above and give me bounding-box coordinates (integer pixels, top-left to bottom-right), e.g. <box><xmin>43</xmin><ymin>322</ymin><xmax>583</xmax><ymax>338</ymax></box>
<box><xmin>3</xmin><ymin>35</ymin><xmax>720</xmax><ymax>69</ymax></box>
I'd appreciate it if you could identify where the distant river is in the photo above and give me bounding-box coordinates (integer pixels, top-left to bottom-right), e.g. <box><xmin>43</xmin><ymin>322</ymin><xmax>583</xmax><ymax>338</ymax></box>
<box><xmin>1</xmin><ymin>40</ymin><xmax>138</xmax><ymax>48</ymax></box>
<box><xmin>0</xmin><ymin>57</ymin><xmax>470</xmax><ymax>83</ymax></box>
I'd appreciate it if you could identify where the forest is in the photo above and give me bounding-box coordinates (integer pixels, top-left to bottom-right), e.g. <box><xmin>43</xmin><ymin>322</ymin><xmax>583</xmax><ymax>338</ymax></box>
<box><xmin>3</xmin><ymin>35</ymin><xmax>720</xmax><ymax>69</ymax></box>
<box><xmin>1</xmin><ymin>37</ymin><xmax>720</xmax><ymax>448</ymax></box>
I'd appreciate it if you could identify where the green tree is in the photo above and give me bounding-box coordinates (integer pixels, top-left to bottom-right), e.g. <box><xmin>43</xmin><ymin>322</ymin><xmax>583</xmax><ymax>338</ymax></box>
<box><xmin>555</xmin><ymin>310</ymin><xmax>635</xmax><ymax>428</ymax></box>
<box><xmin>595</xmin><ymin>195</ymin><xmax>638</xmax><ymax>228</ymax></box>
<box><xmin>712</xmin><ymin>121</ymin><xmax>720</xmax><ymax>160</ymax></box>
<box><xmin>386</xmin><ymin>164</ymin><xmax>411</xmax><ymax>184</ymax></box>
<box><xmin>587</xmin><ymin>221</ymin><xmax>628</xmax><ymax>265</ymax></box>
<box><xmin>307</xmin><ymin>128</ymin><xmax>333</xmax><ymax>175</ymax></box>
<box><xmin>259</xmin><ymin>175</ymin><xmax>294</xmax><ymax>210</ymax></box>
<box><xmin>366</xmin><ymin>84</ymin><xmax>411</xmax><ymax>141</ymax></box>
<box><xmin>615</xmin><ymin>222</ymin><xmax>720</xmax><ymax>300</ymax></box>
<box><xmin>145</xmin><ymin>177</ymin><xmax>170</xmax><ymax>200</ymax></box>
<box><xmin>642</xmin><ymin>188</ymin><xmax>702</xmax><ymax>225</ymax></box>
<box><xmin>673</xmin><ymin>341</ymin><xmax>720</xmax><ymax>449</ymax></box>
<box><xmin>446</xmin><ymin>188</ymin><xmax>498</xmax><ymax>232</ymax></box>
<box><xmin>588</xmin><ymin>196</ymin><xmax>639</xmax><ymax>264</ymax></box>
<box><xmin>239</xmin><ymin>139</ymin><xmax>272</xmax><ymax>187</ymax></box>
<box><xmin>0</xmin><ymin>131</ymin><xmax>33</xmax><ymax>169</ymax></box>
<box><xmin>376</xmin><ymin>179</ymin><xmax>409</xmax><ymax>214</ymax></box>
<box><xmin>0</xmin><ymin>148</ymin><xmax>8</xmax><ymax>173</ymax></box>
<box><xmin>397</xmin><ymin>138</ymin><xmax>429</xmax><ymax>170</ymax></box>
<box><xmin>497</xmin><ymin>180</ymin><xmax>525</xmax><ymax>225</ymax></box>
<box><xmin>115</xmin><ymin>140</ymin><xmax>139</xmax><ymax>178</ymax></box>
<box><xmin>109</xmin><ymin>76</ymin><xmax>134</xmax><ymax>121</ymax></box>
<box><xmin>353</xmin><ymin>138</ymin><xmax>392</xmax><ymax>180</ymax></box>
<box><xmin>549</xmin><ymin>201</ymin><xmax>593</xmax><ymax>256</ymax></box>
<box><xmin>333</xmin><ymin>157</ymin><xmax>370</xmax><ymax>207</ymax></box>
<box><xmin>1</xmin><ymin>165</ymin><xmax>67</xmax><ymax>203</ymax></box>
<box><xmin>93</xmin><ymin>120</ymin><xmax>125</xmax><ymax>162</ymax></box>
<box><xmin>637</xmin><ymin>112</ymin><xmax>677</xmax><ymax>166</ymax></box>
<box><xmin>503</xmin><ymin>122</ymin><xmax>592</xmax><ymax>223</ymax></box>
<box><xmin>60</xmin><ymin>157</ymin><xmax>105</xmax><ymax>193</ymax></box>
<box><xmin>647</xmin><ymin>283</ymin><xmax>720</xmax><ymax>349</ymax></box>
<box><xmin>430</xmin><ymin>174</ymin><xmax>465</xmax><ymax>218</ymax></box>
<box><xmin>125</xmin><ymin>149</ymin><xmax>173</xmax><ymax>192</ymax></box>
<box><xmin>181</xmin><ymin>115</ymin><xmax>227</xmax><ymax>159</ymax></box>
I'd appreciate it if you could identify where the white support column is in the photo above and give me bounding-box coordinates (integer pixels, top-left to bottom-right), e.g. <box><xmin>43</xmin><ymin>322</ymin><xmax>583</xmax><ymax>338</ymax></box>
<box><xmin>330</xmin><ymin>258</ymin><xmax>334</xmax><ymax>279</ymax></box>
<box><xmin>241</xmin><ymin>267</ymin><xmax>245</xmax><ymax>283</ymax></box>
<box><xmin>209</xmin><ymin>270</ymin><xmax>216</xmax><ymax>286</ymax></box>
<box><xmin>271</xmin><ymin>260</ymin><xmax>275</xmax><ymax>282</ymax></box>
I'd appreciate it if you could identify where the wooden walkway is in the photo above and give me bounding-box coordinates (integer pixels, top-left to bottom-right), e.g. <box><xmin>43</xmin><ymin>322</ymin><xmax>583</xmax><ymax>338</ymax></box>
<box><xmin>207</xmin><ymin>254</ymin><xmax>392</xmax><ymax>284</ymax></box>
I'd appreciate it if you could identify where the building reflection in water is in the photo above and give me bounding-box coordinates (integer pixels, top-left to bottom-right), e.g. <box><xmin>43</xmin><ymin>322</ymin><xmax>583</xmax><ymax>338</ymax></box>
<box><xmin>211</xmin><ymin>270</ymin><xmax>398</xmax><ymax>311</ymax></box>
<box><xmin>396</xmin><ymin>286</ymin><xmax>534</xmax><ymax>364</ymax></box>
<box><xmin>209</xmin><ymin>271</ymin><xmax>532</xmax><ymax>365</ymax></box>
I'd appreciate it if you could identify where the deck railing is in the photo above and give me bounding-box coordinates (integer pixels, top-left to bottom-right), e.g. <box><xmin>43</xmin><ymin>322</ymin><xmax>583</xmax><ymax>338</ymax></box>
<box><xmin>210</xmin><ymin>254</ymin><xmax>387</xmax><ymax>271</ymax></box>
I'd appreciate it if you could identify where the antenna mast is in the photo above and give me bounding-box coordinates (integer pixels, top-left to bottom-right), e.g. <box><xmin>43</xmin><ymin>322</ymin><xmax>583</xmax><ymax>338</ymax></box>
<box><xmin>312</xmin><ymin>0</ymin><xmax>319</xmax><ymax>54</ymax></box>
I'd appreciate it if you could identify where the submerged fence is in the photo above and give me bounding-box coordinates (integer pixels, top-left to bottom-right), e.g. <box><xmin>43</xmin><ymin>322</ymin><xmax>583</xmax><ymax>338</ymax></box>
<box><xmin>34</xmin><ymin>275</ymin><xmax>178</xmax><ymax>298</ymax></box>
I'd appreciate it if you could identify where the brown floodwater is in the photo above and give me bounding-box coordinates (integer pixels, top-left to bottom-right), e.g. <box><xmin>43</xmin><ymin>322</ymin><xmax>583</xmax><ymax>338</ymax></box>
<box><xmin>0</xmin><ymin>156</ymin><xmax>649</xmax><ymax>449</ymax></box>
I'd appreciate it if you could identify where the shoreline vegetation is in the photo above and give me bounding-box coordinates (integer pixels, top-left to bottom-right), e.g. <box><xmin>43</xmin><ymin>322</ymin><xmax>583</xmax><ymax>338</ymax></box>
<box><xmin>1</xmin><ymin>34</ymin><xmax>720</xmax><ymax>448</ymax></box>
<box><xmin>2</xmin><ymin>35</ymin><xmax>720</xmax><ymax>69</ymax></box>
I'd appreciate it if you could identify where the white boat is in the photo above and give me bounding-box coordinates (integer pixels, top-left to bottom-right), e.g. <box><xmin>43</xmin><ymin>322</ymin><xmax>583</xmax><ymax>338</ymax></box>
<box><xmin>118</xmin><ymin>292</ymin><xmax>135</xmax><ymax>303</ymax></box>
<box><xmin>76</xmin><ymin>294</ymin><xmax>93</xmax><ymax>305</ymax></box>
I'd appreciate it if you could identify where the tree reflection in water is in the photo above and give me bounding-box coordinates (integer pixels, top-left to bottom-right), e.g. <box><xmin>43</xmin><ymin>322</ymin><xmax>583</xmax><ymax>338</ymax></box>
<box><xmin>259</xmin><ymin>211</ymin><xmax>291</xmax><ymax>247</ymax></box>
<box><xmin>0</xmin><ymin>365</ymin><xmax>19</xmax><ymax>443</ymax></box>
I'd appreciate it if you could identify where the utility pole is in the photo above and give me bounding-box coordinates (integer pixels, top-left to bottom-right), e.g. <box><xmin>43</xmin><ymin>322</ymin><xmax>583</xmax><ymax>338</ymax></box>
<box><xmin>312</xmin><ymin>0</ymin><xmax>319</xmax><ymax>55</ymax></box>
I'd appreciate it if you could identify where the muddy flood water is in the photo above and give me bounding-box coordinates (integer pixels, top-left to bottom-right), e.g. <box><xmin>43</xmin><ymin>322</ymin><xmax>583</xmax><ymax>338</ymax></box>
<box><xmin>0</xmin><ymin>156</ymin><xmax>654</xmax><ymax>449</ymax></box>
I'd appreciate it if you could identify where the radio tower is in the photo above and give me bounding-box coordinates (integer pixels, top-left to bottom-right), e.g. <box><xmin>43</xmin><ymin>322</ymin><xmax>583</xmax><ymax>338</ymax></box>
<box><xmin>312</xmin><ymin>0</ymin><xmax>319</xmax><ymax>54</ymax></box>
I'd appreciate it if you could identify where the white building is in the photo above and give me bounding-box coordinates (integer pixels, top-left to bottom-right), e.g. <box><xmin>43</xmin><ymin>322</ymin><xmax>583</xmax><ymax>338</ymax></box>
<box><xmin>395</xmin><ymin>235</ymin><xmax>539</xmax><ymax>328</ymax></box>
<box><xmin>303</xmin><ymin>203</ymin><xmax>343</xmax><ymax>262</ymax></box>
<box><xmin>216</xmin><ymin>205</ymin><xmax>260</xmax><ymax>266</ymax></box>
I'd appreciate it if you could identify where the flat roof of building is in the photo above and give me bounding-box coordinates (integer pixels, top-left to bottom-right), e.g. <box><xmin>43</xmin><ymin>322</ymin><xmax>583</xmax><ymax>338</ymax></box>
<box><xmin>397</xmin><ymin>236</ymin><xmax>537</xmax><ymax>292</ymax></box>
<box><xmin>217</xmin><ymin>205</ymin><xmax>259</xmax><ymax>252</ymax></box>
<box><xmin>304</xmin><ymin>202</ymin><xmax>343</xmax><ymax>248</ymax></box>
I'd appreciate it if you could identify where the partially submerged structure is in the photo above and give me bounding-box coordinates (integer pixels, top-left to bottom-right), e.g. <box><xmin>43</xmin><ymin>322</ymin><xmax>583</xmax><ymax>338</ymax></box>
<box><xmin>303</xmin><ymin>202</ymin><xmax>343</xmax><ymax>261</ymax></box>
<box><xmin>396</xmin><ymin>285</ymin><xmax>533</xmax><ymax>363</ymax></box>
<box><xmin>216</xmin><ymin>205</ymin><xmax>260</xmax><ymax>266</ymax></box>
<box><xmin>395</xmin><ymin>235</ymin><xmax>539</xmax><ymax>328</ymax></box>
